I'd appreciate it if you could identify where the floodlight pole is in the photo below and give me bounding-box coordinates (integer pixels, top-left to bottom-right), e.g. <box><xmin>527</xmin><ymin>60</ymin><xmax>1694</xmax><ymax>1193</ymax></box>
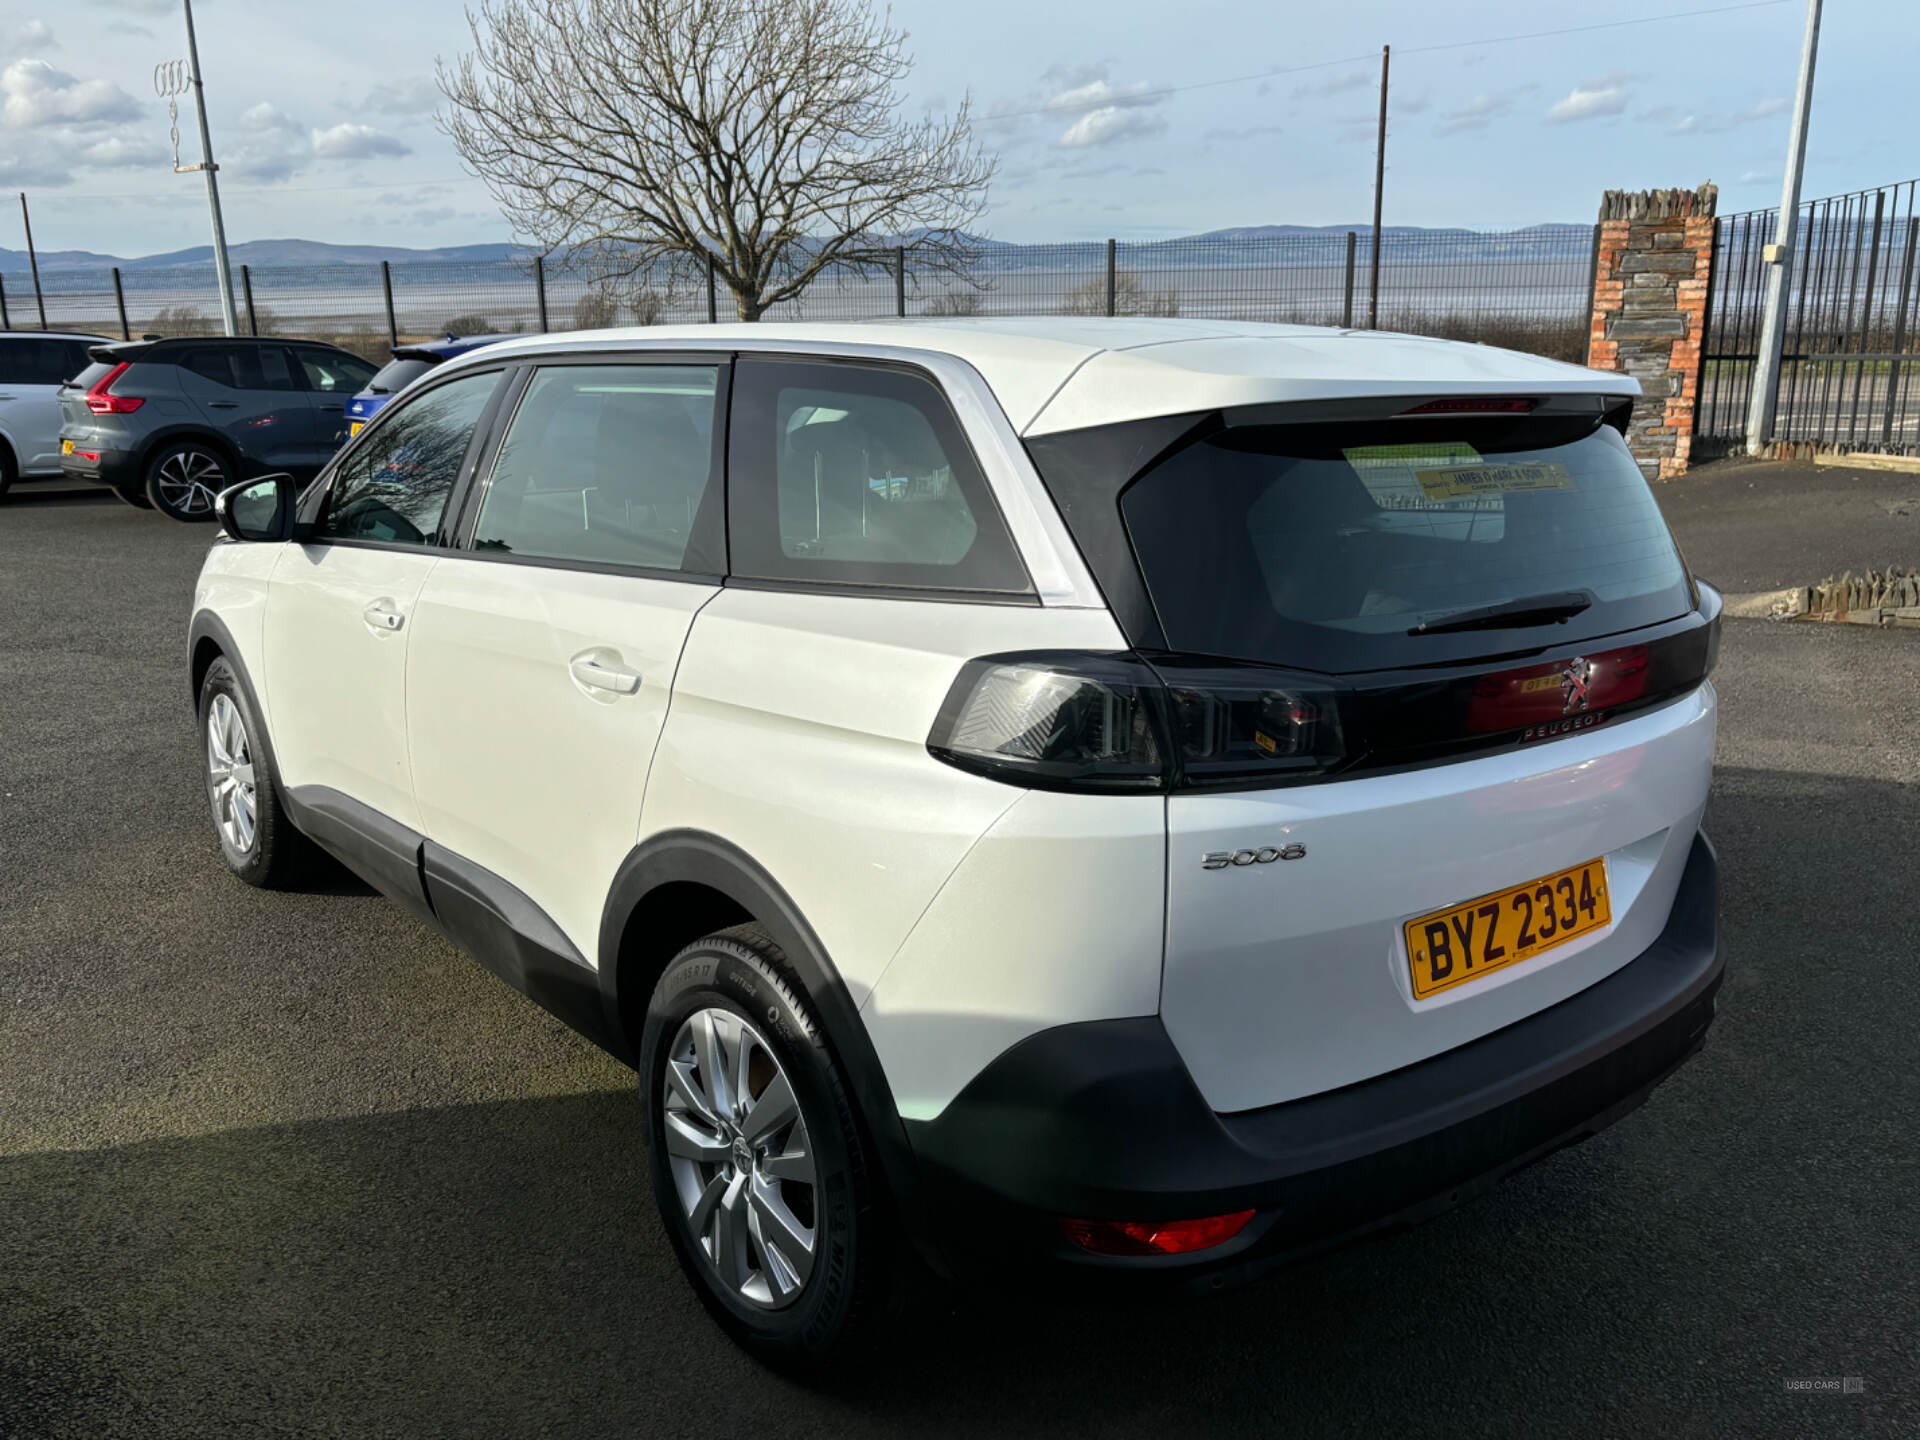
<box><xmin>1745</xmin><ymin>0</ymin><xmax>1822</xmax><ymax>455</ymax></box>
<box><xmin>179</xmin><ymin>0</ymin><xmax>240</xmax><ymax>336</ymax></box>
<box><xmin>1367</xmin><ymin>44</ymin><xmax>1389</xmax><ymax>329</ymax></box>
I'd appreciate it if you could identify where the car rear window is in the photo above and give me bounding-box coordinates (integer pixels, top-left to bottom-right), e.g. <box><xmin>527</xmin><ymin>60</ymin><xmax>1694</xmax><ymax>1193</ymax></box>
<box><xmin>367</xmin><ymin>357</ymin><xmax>435</xmax><ymax>394</ymax></box>
<box><xmin>69</xmin><ymin>360</ymin><xmax>119</xmax><ymax>392</ymax></box>
<box><xmin>1112</xmin><ymin>415</ymin><xmax>1691</xmax><ymax>674</ymax></box>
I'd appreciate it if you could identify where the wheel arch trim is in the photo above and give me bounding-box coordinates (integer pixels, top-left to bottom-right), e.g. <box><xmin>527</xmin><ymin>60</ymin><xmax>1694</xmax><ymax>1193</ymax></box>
<box><xmin>600</xmin><ymin>829</ymin><xmax>930</xmax><ymax>1252</ymax></box>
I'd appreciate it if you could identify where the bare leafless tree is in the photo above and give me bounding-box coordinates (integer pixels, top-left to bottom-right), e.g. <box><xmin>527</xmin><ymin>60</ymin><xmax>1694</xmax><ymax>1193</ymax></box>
<box><xmin>438</xmin><ymin>0</ymin><xmax>996</xmax><ymax>320</ymax></box>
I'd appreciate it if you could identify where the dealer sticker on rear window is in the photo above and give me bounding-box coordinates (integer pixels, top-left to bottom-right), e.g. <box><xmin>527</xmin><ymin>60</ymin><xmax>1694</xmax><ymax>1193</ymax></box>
<box><xmin>1413</xmin><ymin>462</ymin><xmax>1574</xmax><ymax>501</ymax></box>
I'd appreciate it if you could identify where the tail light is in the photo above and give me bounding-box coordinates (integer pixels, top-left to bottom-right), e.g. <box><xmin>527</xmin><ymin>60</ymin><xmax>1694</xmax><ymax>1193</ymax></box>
<box><xmin>926</xmin><ymin>652</ymin><xmax>1343</xmax><ymax>793</ymax></box>
<box><xmin>85</xmin><ymin>362</ymin><xmax>144</xmax><ymax>414</ymax></box>
<box><xmin>1062</xmin><ymin>1210</ymin><xmax>1256</xmax><ymax>1256</ymax></box>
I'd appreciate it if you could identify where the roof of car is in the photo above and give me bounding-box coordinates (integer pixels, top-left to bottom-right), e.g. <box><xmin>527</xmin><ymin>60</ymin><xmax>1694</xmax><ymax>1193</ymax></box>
<box><xmin>447</xmin><ymin>317</ymin><xmax>1636</xmax><ymax>436</ymax></box>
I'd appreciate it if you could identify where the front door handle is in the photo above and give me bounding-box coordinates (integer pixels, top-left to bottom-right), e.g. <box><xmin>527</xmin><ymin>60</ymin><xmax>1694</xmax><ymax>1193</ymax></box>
<box><xmin>569</xmin><ymin>654</ymin><xmax>641</xmax><ymax>695</ymax></box>
<box><xmin>362</xmin><ymin>600</ymin><xmax>405</xmax><ymax>633</ymax></box>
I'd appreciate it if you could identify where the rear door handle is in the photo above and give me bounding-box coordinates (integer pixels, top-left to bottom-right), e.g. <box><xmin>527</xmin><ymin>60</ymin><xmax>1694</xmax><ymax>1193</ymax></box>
<box><xmin>207</xmin><ymin>401</ymin><xmax>239</xmax><ymax>409</ymax></box>
<box><xmin>569</xmin><ymin>654</ymin><xmax>641</xmax><ymax>695</ymax></box>
<box><xmin>362</xmin><ymin>600</ymin><xmax>405</xmax><ymax>633</ymax></box>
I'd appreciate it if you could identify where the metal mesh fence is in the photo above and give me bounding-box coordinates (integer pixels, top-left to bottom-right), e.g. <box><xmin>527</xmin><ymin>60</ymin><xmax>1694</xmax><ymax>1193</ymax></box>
<box><xmin>1699</xmin><ymin>179</ymin><xmax>1920</xmax><ymax>454</ymax></box>
<box><xmin>0</xmin><ymin>225</ymin><xmax>1600</xmax><ymax>366</ymax></box>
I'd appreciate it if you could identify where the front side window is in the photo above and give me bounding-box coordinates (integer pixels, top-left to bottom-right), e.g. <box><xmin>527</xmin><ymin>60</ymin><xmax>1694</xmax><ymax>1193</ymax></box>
<box><xmin>317</xmin><ymin>370</ymin><xmax>499</xmax><ymax>546</ymax></box>
<box><xmin>471</xmin><ymin>364</ymin><xmax>722</xmax><ymax>573</ymax></box>
<box><xmin>728</xmin><ymin>357</ymin><xmax>1029</xmax><ymax>594</ymax></box>
<box><xmin>297</xmin><ymin>346</ymin><xmax>377</xmax><ymax>394</ymax></box>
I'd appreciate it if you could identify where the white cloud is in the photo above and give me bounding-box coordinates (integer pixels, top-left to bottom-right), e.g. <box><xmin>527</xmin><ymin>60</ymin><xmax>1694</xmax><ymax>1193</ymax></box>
<box><xmin>1752</xmin><ymin>96</ymin><xmax>1788</xmax><ymax>118</ymax></box>
<box><xmin>93</xmin><ymin>0</ymin><xmax>177</xmax><ymax>12</ymax></box>
<box><xmin>1057</xmin><ymin>106</ymin><xmax>1168</xmax><ymax>149</ymax></box>
<box><xmin>1435</xmin><ymin>88</ymin><xmax>1530</xmax><ymax>137</ymax></box>
<box><xmin>361</xmin><ymin>76</ymin><xmax>441</xmax><ymax>117</ymax></box>
<box><xmin>1040</xmin><ymin>65</ymin><xmax>1169</xmax><ymax>149</ymax></box>
<box><xmin>227</xmin><ymin>101</ymin><xmax>310</xmax><ymax>182</ymax></box>
<box><xmin>77</xmin><ymin>133</ymin><xmax>168</xmax><ymax>168</ymax></box>
<box><xmin>1</xmin><ymin>59</ymin><xmax>142</xmax><ymax>127</ymax></box>
<box><xmin>1547</xmin><ymin>77</ymin><xmax>1631</xmax><ymax>123</ymax></box>
<box><xmin>1045</xmin><ymin>77</ymin><xmax>1162</xmax><ymax>115</ymax></box>
<box><xmin>311</xmin><ymin>122</ymin><xmax>410</xmax><ymax>159</ymax></box>
<box><xmin>15</xmin><ymin>19</ymin><xmax>56</xmax><ymax>52</ymax></box>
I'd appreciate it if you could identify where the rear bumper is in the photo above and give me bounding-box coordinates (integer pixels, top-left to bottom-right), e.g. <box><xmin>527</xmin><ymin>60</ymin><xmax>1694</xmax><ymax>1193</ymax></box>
<box><xmin>60</xmin><ymin>447</ymin><xmax>140</xmax><ymax>490</ymax></box>
<box><xmin>904</xmin><ymin>830</ymin><xmax>1722</xmax><ymax>1291</ymax></box>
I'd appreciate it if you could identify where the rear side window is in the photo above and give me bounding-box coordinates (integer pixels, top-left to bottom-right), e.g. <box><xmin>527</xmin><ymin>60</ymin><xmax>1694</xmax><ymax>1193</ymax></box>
<box><xmin>367</xmin><ymin>356</ymin><xmax>434</xmax><ymax>394</ymax></box>
<box><xmin>1113</xmin><ymin>416</ymin><xmax>1690</xmax><ymax>673</ymax></box>
<box><xmin>728</xmin><ymin>357</ymin><xmax>1029</xmax><ymax>594</ymax></box>
<box><xmin>318</xmin><ymin>371</ymin><xmax>500</xmax><ymax>546</ymax></box>
<box><xmin>0</xmin><ymin>337</ymin><xmax>92</xmax><ymax>385</ymax></box>
<box><xmin>471</xmin><ymin>363</ymin><xmax>723</xmax><ymax>573</ymax></box>
<box><xmin>177</xmin><ymin>344</ymin><xmax>299</xmax><ymax>392</ymax></box>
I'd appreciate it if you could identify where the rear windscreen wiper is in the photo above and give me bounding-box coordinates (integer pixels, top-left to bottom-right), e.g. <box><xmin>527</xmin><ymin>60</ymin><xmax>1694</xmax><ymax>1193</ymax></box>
<box><xmin>1409</xmin><ymin>590</ymin><xmax>1594</xmax><ymax>636</ymax></box>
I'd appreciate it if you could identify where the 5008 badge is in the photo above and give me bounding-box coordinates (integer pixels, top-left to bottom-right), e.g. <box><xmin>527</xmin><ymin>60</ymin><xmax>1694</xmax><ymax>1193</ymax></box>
<box><xmin>1202</xmin><ymin>844</ymin><xmax>1307</xmax><ymax>870</ymax></box>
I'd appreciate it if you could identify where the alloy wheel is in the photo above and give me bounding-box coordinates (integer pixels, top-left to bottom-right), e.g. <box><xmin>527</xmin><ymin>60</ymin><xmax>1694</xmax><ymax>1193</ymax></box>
<box><xmin>662</xmin><ymin>1007</ymin><xmax>818</xmax><ymax>1309</ymax></box>
<box><xmin>156</xmin><ymin>450</ymin><xmax>224</xmax><ymax>516</ymax></box>
<box><xmin>206</xmin><ymin>693</ymin><xmax>257</xmax><ymax>853</ymax></box>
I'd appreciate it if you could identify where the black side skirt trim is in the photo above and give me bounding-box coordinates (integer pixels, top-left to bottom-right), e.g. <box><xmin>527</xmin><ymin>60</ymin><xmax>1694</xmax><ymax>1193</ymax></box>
<box><xmin>279</xmin><ymin>785</ymin><xmax>624</xmax><ymax>1057</ymax></box>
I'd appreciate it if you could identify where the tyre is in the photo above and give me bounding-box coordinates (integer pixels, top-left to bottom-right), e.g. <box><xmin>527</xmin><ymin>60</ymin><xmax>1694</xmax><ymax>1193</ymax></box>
<box><xmin>115</xmin><ymin>486</ymin><xmax>154</xmax><ymax>509</ymax></box>
<box><xmin>0</xmin><ymin>443</ymin><xmax>15</xmax><ymax>503</ymax></box>
<box><xmin>640</xmin><ymin>926</ymin><xmax>896</xmax><ymax>1366</ymax></box>
<box><xmin>145</xmin><ymin>440</ymin><xmax>229</xmax><ymax>521</ymax></box>
<box><xmin>197</xmin><ymin>656</ymin><xmax>306</xmax><ymax>887</ymax></box>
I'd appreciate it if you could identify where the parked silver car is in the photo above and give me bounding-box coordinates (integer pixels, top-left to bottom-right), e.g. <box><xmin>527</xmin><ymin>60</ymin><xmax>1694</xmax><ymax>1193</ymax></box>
<box><xmin>0</xmin><ymin>332</ymin><xmax>101</xmax><ymax>503</ymax></box>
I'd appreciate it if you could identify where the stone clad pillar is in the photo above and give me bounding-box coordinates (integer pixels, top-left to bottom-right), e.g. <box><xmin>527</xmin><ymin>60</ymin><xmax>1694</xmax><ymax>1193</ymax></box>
<box><xmin>1586</xmin><ymin>184</ymin><xmax>1718</xmax><ymax>480</ymax></box>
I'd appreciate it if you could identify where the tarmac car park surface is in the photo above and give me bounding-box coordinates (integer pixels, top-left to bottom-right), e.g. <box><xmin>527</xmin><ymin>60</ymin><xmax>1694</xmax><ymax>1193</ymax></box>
<box><xmin>1</xmin><ymin>465</ymin><xmax>1915</xmax><ymax>1437</ymax></box>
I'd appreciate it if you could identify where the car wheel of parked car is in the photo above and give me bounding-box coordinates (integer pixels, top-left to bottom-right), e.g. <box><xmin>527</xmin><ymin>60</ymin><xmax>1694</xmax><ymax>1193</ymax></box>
<box><xmin>146</xmin><ymin>441</ymin><xmax>230</xmax><ymax>522</ymax></box>
<box><xmin>114</xmin><ymin>485</ymin><xmax>153</xmax><ymax>508</ymax></box>
<box><xmin>0</xmin><ymin>443</ymin><xmax>15</xmax><ymax>503</ymax></box>
<box><xmin>198</xmin><ymin>656</ymin><xmax>305</xmax><ymax>887</ymax></box>
<box><xmin>641</xmin><ymin>926</ymin><xmax>895</xmax><ymax>1366</ymax></box>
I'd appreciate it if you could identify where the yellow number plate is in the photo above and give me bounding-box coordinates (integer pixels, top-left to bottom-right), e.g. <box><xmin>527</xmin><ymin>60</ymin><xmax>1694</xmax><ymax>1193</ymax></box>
<box><xmin>61</xmin><ymin>438</ymin><xmax>74</xmax><ymax>454</ymax></box>
<box><xmin>1405</xmin><ymin>859</ymin><xmax>1611</xmax><ymax>1000</ymax></box>
<box><xmin>348</xmin><ymin>421</ymin><xmax>364</xmax><ymax>438</ymax></box>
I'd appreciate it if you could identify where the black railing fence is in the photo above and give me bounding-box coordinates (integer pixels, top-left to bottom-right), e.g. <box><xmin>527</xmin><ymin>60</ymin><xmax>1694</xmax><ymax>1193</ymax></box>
<box><xmin>1699</xmin><ymin>179</ymin><xmax>1920</xmax><ymax>454</ymax></box>
<box><xmin>0</xmin><ymin>226</ymin><xmax>1600</xmax><ymax>366</ymax></box>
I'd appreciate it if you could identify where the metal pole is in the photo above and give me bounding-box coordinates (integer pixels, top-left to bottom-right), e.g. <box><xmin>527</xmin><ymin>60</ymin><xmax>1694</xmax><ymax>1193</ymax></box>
<box><xmin>1343</xmin><ymin>231</ymin><xmax>1357</xmax><ymax>327</ymax></box>
<box><xmin>112</xmin><ymin>266</ymin><xmax>129</xmax><ymax>340</ymax></box>
<box><xmin>180</xmin><ymin>0</ymin><xmax>240</xmax><ymax>336</ymax></box>
<box><xmin>534</xmin><ymin>255</ymin><xmax>549</xmax><ymax>332</ymax></box>
<box><xmin>1881</xmin><ymin>216</ymin><xmax>1918</xmax><ymax>446</ymax></box>
<box><xmin>0</xmin><ymin>273</ymin><xmax>10</xmax><ymax>330</ymax></box>
<box><xmin>1106</xmin><ymin>238</ymin><xmax>1117</xmax><ymax>317</ymax></box>
<box><xmin>894</xmin><ymin>245</ymin><xmax>906</xmax><ymax>317</ymax></box>
<box><xmin>19</xmin><ymin>193</ymin><xmax>46</xmax><ymax>329</ymax></box>
<box><xmin>380</xmin><ymin>260</ymin><xmax>397</xmax><ymax>348</ymax></box>
<box><xmin>241</xmin><ymin>263</ymin><xmax>258</xmax><ymax>335</ymax></box>
<box><xmin>1368</xmin><ymin>44</ymin><xmax>1389</xmax><ymax>329</ymax></box>
<box><xmin>1746</xmin><ymin>0</ymin><xmax>1823</xmax><ymax>454</ymax></box>
<box><xmin>706</xmin><ymin>252</ymin><xmax>718</xmax><ymax>322</ymax></box>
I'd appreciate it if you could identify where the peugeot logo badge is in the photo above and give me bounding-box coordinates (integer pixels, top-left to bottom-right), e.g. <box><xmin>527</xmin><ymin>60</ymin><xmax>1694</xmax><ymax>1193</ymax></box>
<box><xmin>1561</xmin><ymin>656</ymin><xmax>1594</xmax><ymax>715</ymax></box>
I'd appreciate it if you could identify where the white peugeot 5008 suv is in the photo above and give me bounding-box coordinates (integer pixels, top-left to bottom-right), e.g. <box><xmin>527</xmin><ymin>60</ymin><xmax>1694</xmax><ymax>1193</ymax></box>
<box><xmin>188</xmin><ymin>319</ymin><xmax>1723</xmax><ymax>1362</ymax></box>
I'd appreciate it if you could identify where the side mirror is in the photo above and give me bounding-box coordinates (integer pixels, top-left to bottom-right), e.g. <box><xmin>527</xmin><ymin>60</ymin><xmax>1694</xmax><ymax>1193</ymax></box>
<box><xmin>215</xmin><ymin>474</ymin><xmax>300</xmax><ymax>543</ymax></box>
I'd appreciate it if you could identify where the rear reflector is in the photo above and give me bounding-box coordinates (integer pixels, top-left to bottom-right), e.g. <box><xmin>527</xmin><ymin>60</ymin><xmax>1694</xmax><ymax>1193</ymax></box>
<box><xmin>1398</xmin><ymin>396</ymin><xmax>1538</xmax><ymax>415</ymax></box>
<box><xmin>1061</xmin><ymin>1210</ymin><xmax>1256</xmax><ymax>1257</ymax></box>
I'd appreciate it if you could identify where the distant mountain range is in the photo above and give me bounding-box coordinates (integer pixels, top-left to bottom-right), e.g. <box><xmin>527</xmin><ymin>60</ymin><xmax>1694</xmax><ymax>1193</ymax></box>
<box><xmin>0</xmin><ymin>225</ymin><xmax>1591</xmax><ymax>272</ymax></box>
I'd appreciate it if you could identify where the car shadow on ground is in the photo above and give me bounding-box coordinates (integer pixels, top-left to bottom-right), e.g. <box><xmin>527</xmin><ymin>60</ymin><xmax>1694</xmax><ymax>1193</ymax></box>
<box><xmin>1</xmin><ymin>485</ymin><xmax>119</xmax><ymax>508</ymax></box>
<box><xmin>2</xmin><ymin>764</ymin><xmax>1913</xmax><ymax>1439</ymax></box>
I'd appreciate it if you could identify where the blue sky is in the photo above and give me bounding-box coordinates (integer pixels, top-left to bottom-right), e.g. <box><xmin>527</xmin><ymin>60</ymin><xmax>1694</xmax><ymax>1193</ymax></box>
<box><xmin>0</xmin><ymin>0</ymin><xmax>1913</xmax><ymax>256</ymax></box>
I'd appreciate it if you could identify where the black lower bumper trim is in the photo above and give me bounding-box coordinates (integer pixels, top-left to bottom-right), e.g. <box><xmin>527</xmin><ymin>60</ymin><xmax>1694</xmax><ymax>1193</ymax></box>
<box><xmin>905</xmin><ymin>831</ymin><xmax>1722</xmax><ymax>1287</ymax></box>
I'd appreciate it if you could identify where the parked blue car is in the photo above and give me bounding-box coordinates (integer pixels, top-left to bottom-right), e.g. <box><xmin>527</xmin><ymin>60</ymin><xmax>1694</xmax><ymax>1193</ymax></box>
<box><xmin>344</xmin><ymin>334</ymin><xmax>525</xmax><ymax>439</ymax></box>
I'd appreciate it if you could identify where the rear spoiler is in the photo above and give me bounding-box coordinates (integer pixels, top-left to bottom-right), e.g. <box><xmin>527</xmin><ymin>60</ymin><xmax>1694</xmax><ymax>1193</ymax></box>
<box><xmin>86</xmin><ymin>340</ymin><xmax>157</xmax><ymax>365</ymax></box>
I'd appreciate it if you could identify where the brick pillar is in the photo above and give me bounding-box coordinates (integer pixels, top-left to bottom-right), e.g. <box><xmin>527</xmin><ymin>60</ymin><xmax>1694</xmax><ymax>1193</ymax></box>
<box><xmin>1587</xmin><ymin>184</ymin><xmax>1717</xmax><ymax>480</ymax></box>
